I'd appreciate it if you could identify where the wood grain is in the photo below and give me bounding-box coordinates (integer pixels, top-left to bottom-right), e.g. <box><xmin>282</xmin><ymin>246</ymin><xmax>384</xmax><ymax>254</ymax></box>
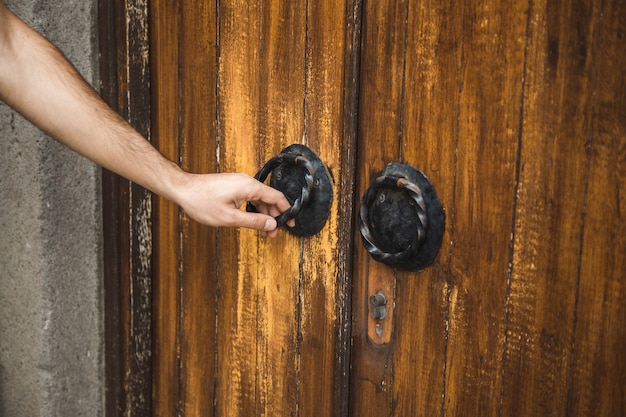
<box><xmin>393</xmin><ymin>1</ymin><xmax>463</xmax><ymax>416</ymax></box>
<box><xmin>299</xmin><ymin>0</ymin><xmax>353</xmax><ymax>416</ymax></box>
<box><xmin>349</xmin><ymin>0</ymin><xmax>409</xmax><ymax>415</ymax></box>
<box><xmin>216</xmin><ymin>1</ymin><xmax>264</xmax><ymax>415</ymax></box>
<box><xmin>103</xmin><ymin>0</ymin><xmax>626</xmax><ymax>416</ymax></box>
<box><xmin>255</xmin><ymin>1</ymin><xmax>305</xmax><ymax>415</ymax></box>
<box><xmin>568</xmin><ymin>1</ymin><xmax>626</xmax><ymax>415</ymax></box>
<box><xmin>111</xmin><ymin>0</ymin><xmax>154</xmax><ymax>415</ymax></box>
<box><xmin>179</xmin><ymin>1</ymin><xmax>219</xmax><ymax>415</ymax></box>
<box><xmin>501</xmin><ymin>0</ymin><xmax>602</xmax><ymax>415</ymax></box>
<box><xmin>217</xmin><ymin>0</ymin><xmax>308</xmax><ymax>414</ymax></box>
<box><xmin>150</xmin><ymin>1</ymin><xmax>180</xmax><ymax>416</ymax></box>
<box><xmin>442</xmin><ymin>1</ymin><xmax>528</xmax><ymax>416</ymax></box>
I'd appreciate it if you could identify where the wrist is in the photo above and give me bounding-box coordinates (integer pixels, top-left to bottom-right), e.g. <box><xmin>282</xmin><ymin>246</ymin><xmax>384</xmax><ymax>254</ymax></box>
<box><xmin>150</xmin><ymin>160</ymin><xmax>189</xmax><ymax>206</ymax></box>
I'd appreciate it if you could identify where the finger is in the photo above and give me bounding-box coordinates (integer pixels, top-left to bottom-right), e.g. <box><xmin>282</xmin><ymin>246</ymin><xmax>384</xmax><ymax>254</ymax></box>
<box><xmin>228</xmin><ymin>210</ymin><xmax>278</xmax><ymax>233</ymax></box>
<box><xmin>268</xmin><ymin>205</ymin><xmax>296</xmax><ymax>228</ymax></box>
<box><xmin>249</xmin><ymin>182</ymin><xmax>292</xmax><ymax>211</ymax></box>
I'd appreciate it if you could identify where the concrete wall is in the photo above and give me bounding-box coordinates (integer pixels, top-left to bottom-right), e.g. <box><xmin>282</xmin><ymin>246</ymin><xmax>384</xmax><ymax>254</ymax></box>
<box><xmin>0</xmin><ymin>1</ymin><xmax>103</xmax><ymax>416</ymax></box>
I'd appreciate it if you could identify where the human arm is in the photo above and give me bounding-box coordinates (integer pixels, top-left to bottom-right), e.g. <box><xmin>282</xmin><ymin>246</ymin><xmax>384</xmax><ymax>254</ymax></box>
<box><xmin>0</xmin><ymin>3</ymin><xmax>291</xmax><ymax>236</ymax></box>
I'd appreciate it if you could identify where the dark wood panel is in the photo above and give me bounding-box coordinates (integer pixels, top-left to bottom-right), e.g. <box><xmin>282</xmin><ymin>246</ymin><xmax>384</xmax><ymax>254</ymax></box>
<box><xmin>501</xmin><ymin>0</ymin><xmax>602</xmax><ymax>415</ymax></box>
<box><xmin>393</xmin><ymin>1</ymin><xmax>464</xmax><ymax>415</ymax></box>
<box><xmin>101</xmin><ymin>0</ymin><xmax>153</xmax><ymax>416</ymax></box>
<box><xmin>99</xmin><ymin>0</ymin><xmax>124</xmax><ymax>415</ymax></box>
<box><xmin>442</xmin><ymin>1</ymin><xmax>528</xmax><ymax>415</ymax></box>
<box><xmin>569</xmin><ymin>1</ymin><xmax>626</xmax><ymax>415</ymax></box>
<box><xmin>349</xmin><ymin>0</ymin><xmax>409</xmax><ymax>415</ymax></box>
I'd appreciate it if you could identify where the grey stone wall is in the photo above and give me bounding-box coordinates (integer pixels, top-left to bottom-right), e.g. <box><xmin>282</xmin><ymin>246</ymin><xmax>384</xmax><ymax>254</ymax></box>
<box><xmin>0</xmin><ymin>1</ymin><xmax>103</xmax><ymax>416</ymax></box>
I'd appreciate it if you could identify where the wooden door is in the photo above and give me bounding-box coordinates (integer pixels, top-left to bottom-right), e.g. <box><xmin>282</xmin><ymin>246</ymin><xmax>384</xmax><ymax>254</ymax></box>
<box><xmin>101</xmin><ymin>0</ymin><xmax>626</xmax><ymax>416</ymax></box>
<box><xmin>351</xmin><ymin>1</ymin><xmax>625</xmax><ymax>416</ymax></box>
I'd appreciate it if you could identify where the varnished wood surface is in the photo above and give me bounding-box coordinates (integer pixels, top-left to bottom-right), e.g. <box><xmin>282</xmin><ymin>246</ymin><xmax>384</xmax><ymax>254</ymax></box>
<box><xmin>350</xmin><ymin>1</ymin><xmax>625</xmax><ymax>417</ymax></box>
<box><xmin>147</xmin><ymin>1</ymin><xmax>357</xmax><ymax>416</ymax></box>
<box><xmin>103</xmin><ymin>0</ymin><xmax>625</xmax><ymax>416</ymax></box>
<box><xmin>151</xmin><ymin>1</ymin><xmax>180</xmax><ymax>416</ymax></box>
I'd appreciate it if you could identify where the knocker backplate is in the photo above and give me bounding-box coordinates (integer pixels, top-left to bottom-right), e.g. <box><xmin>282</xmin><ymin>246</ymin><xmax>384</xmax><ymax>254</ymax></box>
<box><xmin>363</xmin><ymin>163</ymin><xmax>445</xmax><ymax>271</ymax></box>
<box><xmin>269</xmin><ymin>144</ymin><xmax>333</xmax><ymax>237</ymax></box>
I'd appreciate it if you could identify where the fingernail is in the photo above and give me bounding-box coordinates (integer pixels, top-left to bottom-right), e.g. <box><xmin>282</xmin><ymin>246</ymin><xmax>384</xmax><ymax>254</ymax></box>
<box><xmin>264</xmin><ymin>218</ymin><xmax>276</xmax><ymax>231</ymax></box>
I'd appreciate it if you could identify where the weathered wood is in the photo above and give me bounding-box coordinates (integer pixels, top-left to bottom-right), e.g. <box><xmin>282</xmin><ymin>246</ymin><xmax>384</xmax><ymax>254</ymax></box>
<box><xmin>102</xmin><ymin>0</ymin><xmax>154</xmax><ymax>416</ymax></box>
<box><xmin>442</xmin><ymin>1</ymin><xmax>528</xmax><ymax>416</ymax></box>
<box><xmin>299</xmin><ymin>0</ymin><xmax>353</xmax><ymax>415</ymax></box>
<box><xmin>501</xmin><ymin>0</ymin><xmax>603</xmax><ymax>415</ymax></box>
<box><xmin>102</xmin><ymin>0</ymin><xmax>626</xmax><ymax>416</ymax></box>
<box><xmin>349</xmin><ymin>0</ymin><xmax>409</xmax><ymax>415</ymax></box>
<box><xmin>150</xmin><ymin>2</ymin><xmax>181</xmax><ymax>416</ymax></box>
<box><xmin>217</xmin><ymin>1</ymin><xmax>304</xmax><ymax>415</ymax></box>
<box><xmin>392</xmin><ymin>1</ymin><xmax>463</xmax><ymax>416</ymax></box>
<box><xmin>178</xmin><ymin>1</ymin><xmax>220</xmax><ymax>415</ymax></box>
<box><xmin>568</xmin><ymin>1</ymin><xmax>626</xmax><ymax>415</ymax></box>
<box><xmin>99</xmin><ymin>0</ymin><xmax>123</xmax><ymax>414</ymax></box>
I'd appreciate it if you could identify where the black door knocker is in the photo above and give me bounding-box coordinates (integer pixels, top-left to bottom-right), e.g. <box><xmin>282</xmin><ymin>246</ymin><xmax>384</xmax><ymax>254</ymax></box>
<box><xmin>359</xmin><ymin>163</ymin><xmax>444</xmax><ymax>271</ymax></box>
<box><xmin>247</xmin><ymin>144</ymin><xmax>333</xmax><ymax>237</ymax></box>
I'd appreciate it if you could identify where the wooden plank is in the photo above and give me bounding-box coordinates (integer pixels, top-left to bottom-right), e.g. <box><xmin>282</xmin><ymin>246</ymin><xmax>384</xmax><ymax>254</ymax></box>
<box><xmin>568</xmin><ymin>1</ymin><xmax>626</xmax><ymax>415</ymax></box>
<box><xmin>216</xmin><ymin>1</ymin><xmax>303</xmax><ymax>415</ymax></box>
<box><xmin>113</xmin><ymin>0</ymin><xmax>154</xmax><ymax>415</ymax></box>
<box><xmin>442</xmin><ymin>0</ymin><xmax>528</xmax><ymax>416</ymax></box>
<box><xmin>299</xmin><ymin>0</ymin><xmax>354</xmax><ymax>416</ymax></box>
<box><xmin>215</xmin><ymin>1</ymin><xmax>262</xmax><ymax>414</ymax></box>
<box><xmin>349</xmin><ymin>0</ymin><xmax>409</xmax><ymax>415</ymax></box>
<box><xmin>501</xmin><ymin>0</ymin><xmax>603</xmax><ymax>415</ymax></box>
<box><xmin>334</xmin><ymin>1</ymin><xmax>363</xmax><ymax>414</ymax></box>
<box><xmin>98</xmin><ymin>0</ymin><xmax>124</xmax><ymax>414</ymax></box>
<box><xmin>178</xmin><ymin>2</ymin><xmax>219</xmax><ymax>416</ymax></box>
<box><xmin>249</xmin><ymin>1</ymin><xmax>304</xmax><ymax>415</ymax></box>
<box><xmin>150</xmin><ymin>1</ymin><xmax>181</xmax><ymax>416</ymax></box>
<box><xmin>392</xmin><ymin>1</ymin><xmax>464</xmax><ymax>416</ymax></box>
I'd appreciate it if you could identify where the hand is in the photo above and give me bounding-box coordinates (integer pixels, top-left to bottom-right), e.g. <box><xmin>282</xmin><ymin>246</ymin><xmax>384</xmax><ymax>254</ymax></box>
<box><xmin>173</xmin><ymin>172</ymin><xmax>293</xmax><ymax>237</ymax></box>
<box><xmin>0</xmin><ymin>5</ymin><xmax>292</xmax><ymax>237</ymax></box>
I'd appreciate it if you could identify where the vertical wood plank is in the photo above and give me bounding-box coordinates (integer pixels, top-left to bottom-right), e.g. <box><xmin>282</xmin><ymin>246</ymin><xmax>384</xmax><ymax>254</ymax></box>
<box><xmin>178</xmin><ymin>2</ymin><xmax>219</xmax><ymax>416</ymax></box>
<box><xmin>216</xmin><ymin>1</ymin><xmax>260</xmax><ymax>416</ymax></box>
<box><xmin>569</xmin><ymin>1</ymin><xmax>626</xmax><ymax>415</ymax></box>
<box><xmin>255</xmin><ymin>1</ymin><xmax>305</xmax><ymax>415</ymax></box>
<box><xmin>393</xmin><ymin>1</ymin><xmax>464</xmax><ymax>416</ymax></box>
<box><xmin>349</xmin><ymin>0</ymin><xmax>408</xmax><ymax>415</ymax></box>
<box><xmin>443</xmin><ymin>1</ymin><xmax>528</xmax><ymax>416</ymax></box>
<box><xmin>150</xmin><ymin>1</ymin><xmax>181</xmax><ymax>416</ymax></box>
<box><xmin>101</xmin><ymin>0</ymin><xmax>153</xmax><ymax>415</ymax></box>
<box><xmin>217</xmin><ymin>1</ymin><xmax>304</xmax><ymax>415</ymax></box>
<box><xmin>99</xmin><ymin>0</ymin><xmax>124</xmax><ymax>414</ymax></box>
<box><xmin>216</xmin><ymin>1</ymin><xmax>262</xmax><ymax>414</ymax></box>
<box><xmin>299</xmin><ymin>0</ymin><xmax>354</xmax><ymax>416</ymax></box>
<box><xmin>335</xmin><ymin>1</ymin><xmax>363</xmax><ymax>414</ymax></box>
<box><xmin>501</xmin><ymin>0</ymin><xmax>603</xmax><ymax>415</ymax></box>
<box><xmin>114</xmin><ymin>0</ymin><xmax>154</xmax><ymax>415</ymax></box>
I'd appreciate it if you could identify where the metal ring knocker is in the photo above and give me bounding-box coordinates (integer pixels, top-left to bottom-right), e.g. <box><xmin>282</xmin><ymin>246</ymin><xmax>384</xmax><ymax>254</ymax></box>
<box><xmin>246</xmin><ymin>144</ymin><xmax>333</xmax><ymax>237</ymax></box>
<box><xmin>359</xmin><ymin>163</ymin><xmax>444</xmax><ymax>271</ymax></box>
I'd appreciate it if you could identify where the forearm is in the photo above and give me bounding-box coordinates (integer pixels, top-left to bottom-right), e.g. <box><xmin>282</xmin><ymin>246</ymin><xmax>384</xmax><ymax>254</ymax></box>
<box><xmin>0</xmin><ymin>3</ymin><xmax>292</xmax><ymax>234</ymax></box>
<box><xmin>0</xmin><ymin>3</ymin><xmax>184</xmax><ymax>202</ymax></box>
